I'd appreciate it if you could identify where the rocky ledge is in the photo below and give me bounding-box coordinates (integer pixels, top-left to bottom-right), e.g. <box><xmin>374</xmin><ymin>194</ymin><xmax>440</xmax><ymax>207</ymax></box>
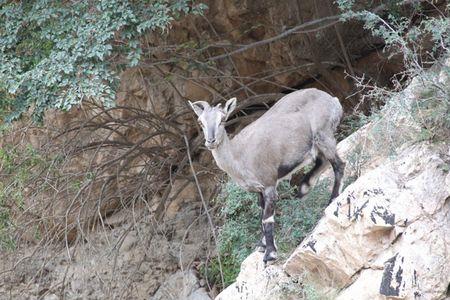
<box><xmin>217</xmin><ymin>140</ymin><xmax>450</xmax><ymax>300</ymax></box>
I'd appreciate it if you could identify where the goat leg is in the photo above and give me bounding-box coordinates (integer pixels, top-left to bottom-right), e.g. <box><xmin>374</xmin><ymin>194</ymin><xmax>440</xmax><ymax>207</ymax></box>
<box><xmin>262</xmin><ymin>187</ymin><xmax>277</xmax><ymax>264</ymax></box>
<box><xmin>256</xmin><ymin>192</ymin><xmax>266</xmax><ymax>252</ymax></box>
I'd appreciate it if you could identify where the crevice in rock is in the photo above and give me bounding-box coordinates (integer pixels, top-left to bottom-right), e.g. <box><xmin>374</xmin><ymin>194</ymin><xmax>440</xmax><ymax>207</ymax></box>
<box><xmin>348</xmin><ymin>265</ymin><xmax>372</xmax><ymax>286</ymax></box>
<box><xmin>390</xmin><ymin>232</ymin><xmax>403</xmax><ymax>246</ymax></box>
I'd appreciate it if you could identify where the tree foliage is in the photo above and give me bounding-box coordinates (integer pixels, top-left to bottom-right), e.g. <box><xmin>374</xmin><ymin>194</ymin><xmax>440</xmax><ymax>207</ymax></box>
<box><xmin>337</xmin><ymin>1</ymin><xmax>450</xmax><ymax>140</ymax></box>
<box><xmin>337</xmin><ymin>0</ymin><xmax>450</xmax><ymax>66</ymax></box>
<box><xmin>0</xmin><ymin>0</ymin><xmax>206</xmax><ymax>121</ymax></box>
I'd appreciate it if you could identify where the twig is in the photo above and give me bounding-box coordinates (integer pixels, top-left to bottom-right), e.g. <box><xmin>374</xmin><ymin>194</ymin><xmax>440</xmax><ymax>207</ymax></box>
<box><xmin>208</xmin><ymin>15</ymin><xmax>342</xmax><ymax>61</ymax></box>
<box><xmin>183</xmin><ymin>135</ymin><xmax>225</xmax><ymax>289</ymax></box>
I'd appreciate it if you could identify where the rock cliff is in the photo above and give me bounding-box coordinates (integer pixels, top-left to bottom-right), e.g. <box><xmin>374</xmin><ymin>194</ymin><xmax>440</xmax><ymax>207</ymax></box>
<box><xmin>216</xmin><ymin>68</ymin><xmax>450</xmax><ymax>300</ymax></box>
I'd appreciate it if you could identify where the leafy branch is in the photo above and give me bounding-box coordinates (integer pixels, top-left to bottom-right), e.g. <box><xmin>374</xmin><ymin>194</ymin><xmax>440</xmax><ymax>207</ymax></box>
<box><xmin>0</xmin><ymin>0</ymin><xmax>207</xmax><ymax>121</ymax></box>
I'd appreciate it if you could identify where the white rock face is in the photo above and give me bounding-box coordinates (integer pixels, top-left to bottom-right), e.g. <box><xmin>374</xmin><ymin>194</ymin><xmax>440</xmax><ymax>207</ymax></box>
<box><xmin>284</xmin><ymin>142</ymin><xmax>450</xmax><ymax>299</ymax></box>
<box><xmin>216</xmin><ymin>252</ymin><xmax>299</xmax><ymax>300</ymax></box>
<box><xmin>216</xmin><ymin>142</ymin><xmax>450</xmax><ymax>300</ymax></box>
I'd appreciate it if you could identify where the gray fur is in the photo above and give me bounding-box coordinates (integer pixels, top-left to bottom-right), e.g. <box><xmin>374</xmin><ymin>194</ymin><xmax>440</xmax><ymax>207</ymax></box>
<box><xmin>190</xmin><ymin>88</ymin><xmax>343</xmax><ymax>193</ymax></box>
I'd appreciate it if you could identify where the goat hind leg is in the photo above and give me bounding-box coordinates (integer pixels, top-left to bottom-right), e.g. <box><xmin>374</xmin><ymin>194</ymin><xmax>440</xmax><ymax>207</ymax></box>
<box><xmin>297</xmin><ymin>155</ymin><xmax>325</xmax><ymax>199</ymax></box>
<box><xmin>329</xmin><ymin>154</ymin><xmax>345</xmax><ymax>202</ymax></box>
<box><xmin>315</xmin><ymin>133</ymin><xmax>345</xmax><ymax>203</ymax></box>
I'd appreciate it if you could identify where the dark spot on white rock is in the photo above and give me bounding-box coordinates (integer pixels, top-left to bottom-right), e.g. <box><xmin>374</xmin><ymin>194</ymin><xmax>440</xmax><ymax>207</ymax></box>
<box><xmin>380</xmin><ymin>254</ymin><xmax>404</xmax><ymax>297</ymax></box>
<box><xmin>346</xmin><ymin>192</ymin><xmax>355</xmax><ymax>220</ymax></box>
<box><xmin>306</xmin><ymin>240</ymin><xmax>317</xmax><ymax>253</ymax></box>
<box><xmin>334</xmin><ymin>201</ymin><xmax>341</xmax><ymax>217</ymax></box>
<box><xmin>352</xmin><ymin>200</ymin><xmax>369</xmax><ymax>221</ymax></box>
<box><xmin>363</xmin><ymin>188</ymin><xmax>384</xmax><ymax>197</ymax></box>
<box><xmin>370</xmin><ymin>205</ymin><xmax>395</xmax><ymax>225</ymax></box>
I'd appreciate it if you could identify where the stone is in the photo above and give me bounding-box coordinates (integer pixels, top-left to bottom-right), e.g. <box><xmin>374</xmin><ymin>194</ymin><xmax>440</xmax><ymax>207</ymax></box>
<box><xmin>151</xmin><ymin>270</ymin><xmax>211</xmax><ymax>300</ymax></box>
<box><xmin>284</xmin><ymin>142</ymin><xmax>450</xmax><ymax>299</ymax></box>
<box><xmin>334</xmin><ymin>269</ymin><xmax>384</xmax><ymax>300</ymax></box>
<box><xmin>216</xmin><ymin>252</ymin><xmax>300</xmax><ymax>300</ymax></box>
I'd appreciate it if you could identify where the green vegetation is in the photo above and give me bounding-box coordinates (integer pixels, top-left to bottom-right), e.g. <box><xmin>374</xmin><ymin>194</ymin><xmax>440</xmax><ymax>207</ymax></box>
<box><xmin>0</xmin><ymin>144</ymin><xmax>46</xmax><ymax>250</ymax></box>
<box><xmin>0</xmin><ymin>0</ymin><xmax>206</xmax><ymax>121</ymax></box>
<box><xmin>336</xmin><ymin>113</ymin><xmax>370</xmax><ymax>142</ymax></box>
<box><xmin>201</xmin><ymin>182</ymin><xmax>260</xmax><ymax>290</ymax></box>
<box><xmin>337</xmin><ymin>1</ymin><xmax>450</xmax><ymax>146</ymax></box>
<box><xmin>202</xmin><ymin>178</ymin><xmax>331</xmax><ymax>290</ymax></box>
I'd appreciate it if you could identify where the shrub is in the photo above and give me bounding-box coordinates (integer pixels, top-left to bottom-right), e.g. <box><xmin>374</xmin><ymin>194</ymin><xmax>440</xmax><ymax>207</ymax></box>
<box><xmin>203</xmin><ymin>178</ymin><xmax>331</xmax><ymax>290</ymax></box>
<box><xmin>0</xmin><ymin>144</ymin><xmax>47</xmax><ymax>250</ymax></box>
<box><xmin>337</xmin><ymin>1</ymin><xmax>450</xmax><ymax>143</ymax></box>
<box><xmin>0</xmin><ymin>0</ymin><xmax>206</xmax><ymax>121</ymax></box>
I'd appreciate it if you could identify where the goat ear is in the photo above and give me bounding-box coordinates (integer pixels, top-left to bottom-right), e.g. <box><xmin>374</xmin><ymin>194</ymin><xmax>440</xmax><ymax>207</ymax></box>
<box><xmin>189</xmin><ymin>101</ymin><xmax>209</xmax><ymax>117</ymax></box>
<box><xmin>224</xmin><ymin>97</ymin><xmax>237</xmax><ymax>120</ymax></box>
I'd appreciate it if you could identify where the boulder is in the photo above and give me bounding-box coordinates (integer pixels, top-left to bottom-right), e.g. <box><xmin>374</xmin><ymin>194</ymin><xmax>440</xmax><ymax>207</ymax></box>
<box><xmin>216</xmin><ymin>141</ymin><xmax>450</xmax><ymax>300</ymax></box>
<box><xmin>284</xmin><ymin>142</ymin><xmax>450</xmax><ymax>299</ymax></box>
<box><xmin>216</xmin><ymin>252</ymin><xmax>299</xmax><ymax>300</ymax></box>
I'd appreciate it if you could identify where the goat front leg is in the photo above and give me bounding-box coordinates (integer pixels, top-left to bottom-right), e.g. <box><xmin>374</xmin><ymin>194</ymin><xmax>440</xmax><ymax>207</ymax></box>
<box><xmin>256</xmin><ymin>192</ymin><xmax>266</xmax><ymax>252</ymax></box>
<box><xmin>262</xmin><ymin>187</ymin><xmax>277</xmax><ymax>264</ymax></box>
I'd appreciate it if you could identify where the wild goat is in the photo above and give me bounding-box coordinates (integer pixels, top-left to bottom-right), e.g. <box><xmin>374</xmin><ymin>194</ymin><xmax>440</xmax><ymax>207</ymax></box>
<box><xmin>189</xmin><ymin>88</ymin><xmax>345</xmax><ymax>263</ymax></box>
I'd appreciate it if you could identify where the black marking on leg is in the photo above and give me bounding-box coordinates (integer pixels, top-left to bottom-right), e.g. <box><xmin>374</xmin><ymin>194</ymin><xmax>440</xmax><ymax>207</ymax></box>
<box><xmin>262</xmin><ymin>187</ymin><xmax>277</xmax><ymax>263</ymax></box>
<box><xmin>303</xmin><ymin>157</ymin><xmax>324</xmax><ymax>184</ymax></box>
<box><xmin>330</xmin><ymin>156</ymin><xmax>345</xmax><ymax>202</ymax></box>
<box><xmin>257</xmin><ymin>192</ymin><xmax>265</xmax><ymax>252</ymax></box>
<box><xmin>262</xmin><ymin>221</ymin><xmax>277</xmax><ymax>263</ymax></box>
<box><xmin>258</xmin><ymin>192</ymin><xmax>265</xmax><ymax>209</ymax></box>
<box><xmin>263</xmin><ymin>249</ymin><xmax>278</xmax><ymax>263</ymax></box>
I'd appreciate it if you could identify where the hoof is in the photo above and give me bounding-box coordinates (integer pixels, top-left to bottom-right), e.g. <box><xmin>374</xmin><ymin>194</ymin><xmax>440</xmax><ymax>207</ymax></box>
<box><xmin>263</xmin><ymin>250</ymin><xmax>277</xmax><ymax>263</ymax></box>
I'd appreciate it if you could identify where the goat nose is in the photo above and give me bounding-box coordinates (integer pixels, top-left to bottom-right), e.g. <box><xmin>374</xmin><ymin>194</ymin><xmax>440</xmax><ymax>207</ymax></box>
<box><xmin>207</xmin><ymin>138</ymin><xmax>216</xmax><ymax>144</ymax></box>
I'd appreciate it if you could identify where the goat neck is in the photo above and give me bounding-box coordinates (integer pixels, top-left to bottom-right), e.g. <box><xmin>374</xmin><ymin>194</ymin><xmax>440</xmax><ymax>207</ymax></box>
<box><xmin>210</xmin><ymin>131</ymin><xmax>239</xmax><ymax>175</ymax></box>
